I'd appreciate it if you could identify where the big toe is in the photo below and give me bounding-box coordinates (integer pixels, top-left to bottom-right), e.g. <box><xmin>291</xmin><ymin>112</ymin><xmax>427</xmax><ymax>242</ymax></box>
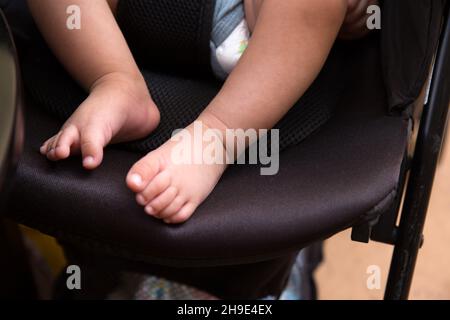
<box><xmin>127</xmin><ymin>152</ymin><xmax>161</xmax><ymax>193</ymax></box>
<box><xmin>80</xmin><ymin>126</ymin><xmax>106</xmax><ymax>170</ymax></box>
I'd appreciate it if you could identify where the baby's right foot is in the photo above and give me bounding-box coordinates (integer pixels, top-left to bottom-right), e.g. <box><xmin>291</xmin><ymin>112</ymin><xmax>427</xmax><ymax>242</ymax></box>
<box><xmin>40</xmin><ymin>72</ymin><xmax>160</xmax><ymax>169</ymax></box>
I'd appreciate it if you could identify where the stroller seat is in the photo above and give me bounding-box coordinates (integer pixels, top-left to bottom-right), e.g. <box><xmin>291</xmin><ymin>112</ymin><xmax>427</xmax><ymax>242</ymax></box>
<box><xmin>6</xmin><ymin>37</ymin><xmax>409</xmax><ymax>267</ymax></box>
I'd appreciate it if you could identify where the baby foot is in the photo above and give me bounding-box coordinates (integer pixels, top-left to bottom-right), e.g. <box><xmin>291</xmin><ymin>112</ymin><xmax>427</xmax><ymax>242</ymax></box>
<box><xmin>126</xmin><ymin>116</ymin><xmax>228</xmax><ymax>224</ymax></box>
<box><xmin>40</xmin><ymin>72</ymin><xmax>160</xmax><ymax>169</ymax></box>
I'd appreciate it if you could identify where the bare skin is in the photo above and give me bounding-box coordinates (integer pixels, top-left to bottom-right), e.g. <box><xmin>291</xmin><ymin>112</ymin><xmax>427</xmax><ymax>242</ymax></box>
<box><xmin>30</xmin><ymin>0</ymin><xmax>160</xmax><ymax>169</ymax></box>
<box><xmin>126</xmin><ymin>0</ymin><xmax>348</xmax><ymax>223</ymax></box>
<box><xmin>31</xmin><ymin>0</ymin><xmax>375</xmax><ymax>224</ymax></box>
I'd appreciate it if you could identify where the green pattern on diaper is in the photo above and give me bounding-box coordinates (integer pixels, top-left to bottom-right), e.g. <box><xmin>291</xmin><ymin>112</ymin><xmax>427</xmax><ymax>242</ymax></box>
<box><xmin>238</xmin><ymin>40</ymin><xmax>249</xmax><ymax>54</ymax></box>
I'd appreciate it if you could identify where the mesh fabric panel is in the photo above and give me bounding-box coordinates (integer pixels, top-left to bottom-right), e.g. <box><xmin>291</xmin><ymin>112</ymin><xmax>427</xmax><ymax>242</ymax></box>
<box><xmin>21</xmin><ymin>43</ymin><xmax>347</xmax><ymax>153</ymax></box>
<box><xmin>116</xmin><ymin>0</ymin><xmax>215</xmax><ymax>73</ymax></box>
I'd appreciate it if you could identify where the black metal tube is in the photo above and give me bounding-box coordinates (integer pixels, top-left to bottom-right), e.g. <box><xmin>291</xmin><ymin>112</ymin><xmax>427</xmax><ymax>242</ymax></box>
<box><xmin>384</xmin><ymin>6</ymin><xmax>450</xmax><ymax>300</ymax></box>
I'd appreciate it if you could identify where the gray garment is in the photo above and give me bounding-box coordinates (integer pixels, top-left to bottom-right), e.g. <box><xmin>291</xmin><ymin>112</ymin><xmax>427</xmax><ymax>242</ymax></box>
<box><xmin>210</xmin><ymin>0</ymin><xmax>245</xmax><ymax>80</ymax></box>
<box><xmin>211</xmin><ymin>0</ymin><xmax>245</xmax><ymax>47</ymax></box>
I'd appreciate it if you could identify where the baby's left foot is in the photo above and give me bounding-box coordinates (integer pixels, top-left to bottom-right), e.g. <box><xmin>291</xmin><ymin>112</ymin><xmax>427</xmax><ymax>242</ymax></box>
<box><xmin>126</xmin><ymin>116</ymin><xmax>228</xmax><ymax>224</ymax></box>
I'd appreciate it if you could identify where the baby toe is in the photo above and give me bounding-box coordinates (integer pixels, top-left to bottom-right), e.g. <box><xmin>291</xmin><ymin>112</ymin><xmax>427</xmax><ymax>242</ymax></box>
<box><xmin>54</xmin><ymin>126</ymin><xmax>80</xmax><ymax>159</ymax></box>
<box><xmin>46</xmin><ymin>133</ymin><xmax>62</xmax><ymax>161</ymax></box>
<box><xmin>164</xmin><ymin>202</ymin><xmax>198</xmax><ymax>224</ymax></box>
<box><xmin>136</xmin><ymin>170</ymin><xmax>171</xmax><ymax>206</ymax></box>
<box><xmin>54</xmin><ymin>145</ymin><xmax>71</xmax><ymax>160</ymax></box>
<box><xmin>158</xmin><ymin>196</ymin><xmax>186</xmax><ymax>220</ymax></box>
<box><xmin>146</xmin><ymin>186</ymin><xmax>178</xmax><ymax>217</ymax></box>
<box><xmin>40</xmin><ymin>137</ymin><xmax>53</xmax><ymax>155</ymax></box>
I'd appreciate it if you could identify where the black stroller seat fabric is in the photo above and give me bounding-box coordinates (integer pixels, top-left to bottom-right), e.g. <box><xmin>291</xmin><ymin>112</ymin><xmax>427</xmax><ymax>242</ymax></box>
<box><xmin>116</xmin><ymin>0</ymin><xmax>215</xmax><ymax>71</ymax></box>
<box><xmin>21</xmin><ymin>46</ymin><xmax>347</xmax><ymax>153</ymax></box>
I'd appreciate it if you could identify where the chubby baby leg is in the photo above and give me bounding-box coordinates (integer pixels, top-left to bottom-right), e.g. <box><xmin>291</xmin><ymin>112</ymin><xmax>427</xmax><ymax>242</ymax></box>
<box><xmin>127</xmin><ymin>0</ymin><xmax>348</xmax><ymax>224</ymax></box>
<box><xmin>31</xmin><ymin>0</ymin><xmax>160</xmax><ymax>169</ymax></box>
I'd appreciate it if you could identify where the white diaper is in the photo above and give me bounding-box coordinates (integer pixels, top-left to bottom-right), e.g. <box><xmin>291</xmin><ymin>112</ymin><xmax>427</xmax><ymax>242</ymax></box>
<box><xmin>210</xmin><ymin>0</ymin><xmax>249</xmax><ymax>80</ymax></box>
<box><xmin>214</xmin><ymin>19</ymin><xmax>250</xmax><ymax>78</ymax></box>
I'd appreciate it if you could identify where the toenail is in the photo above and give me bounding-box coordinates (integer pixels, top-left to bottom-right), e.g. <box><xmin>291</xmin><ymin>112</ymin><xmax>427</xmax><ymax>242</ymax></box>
<box><xmin>145</xmin><ymin>206</ymin><xmax>155</xmax><ymax>215</ymax></box>
<box><xmin>130</xmin><ymin>174</ymin><xmax>143</xmax><ymax>186</ymax></box>
<box><xmin>83</xmin><ymin>156</ymin><xmax>95</xmax><ymax>167</ymax></box>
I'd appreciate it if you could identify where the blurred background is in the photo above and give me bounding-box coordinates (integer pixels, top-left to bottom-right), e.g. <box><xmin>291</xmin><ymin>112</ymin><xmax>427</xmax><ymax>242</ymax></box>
<box><xmin>317</xmin><ymin>123</ymin><xmax>450</xmax><ymax>299</ymax></box>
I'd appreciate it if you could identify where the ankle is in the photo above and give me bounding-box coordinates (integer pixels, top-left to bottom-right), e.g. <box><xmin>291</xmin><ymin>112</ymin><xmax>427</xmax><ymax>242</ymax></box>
<box><xmin>89</xmin><ymin>70</ymin><xmax>145</xmax><ymax>93</ymax></box>
<box><xmin>197</xmin><ymin>110</ymin><xmax>245</xmax><ymax>163</ymax></box>
<box><xmin>89</xmin><ymin>71</ymin><xmax>160</xmax><ymax>133</ymax></box>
